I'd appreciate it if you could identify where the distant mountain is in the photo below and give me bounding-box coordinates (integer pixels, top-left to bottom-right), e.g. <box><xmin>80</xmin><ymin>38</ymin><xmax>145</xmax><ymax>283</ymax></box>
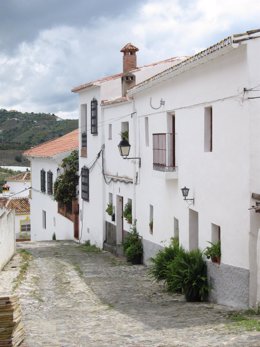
<box><xmin>0</xmin><ymin>109</ymin><xmax>78</xmax><ymax>150</ymax></box>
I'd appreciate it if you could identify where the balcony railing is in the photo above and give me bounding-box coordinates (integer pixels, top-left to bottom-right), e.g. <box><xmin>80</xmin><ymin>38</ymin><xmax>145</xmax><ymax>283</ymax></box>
<box><xmin>153</xmin><ymin>133</ymin><xmax>176</xmax><ymax>172</ymax></box>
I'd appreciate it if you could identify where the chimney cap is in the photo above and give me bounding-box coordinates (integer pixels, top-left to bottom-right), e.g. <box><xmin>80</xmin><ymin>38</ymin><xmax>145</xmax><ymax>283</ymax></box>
<box><xmin>120</xmin><ymin>43</ymin><xmax>139</xmax><ymax>53</ymax></box>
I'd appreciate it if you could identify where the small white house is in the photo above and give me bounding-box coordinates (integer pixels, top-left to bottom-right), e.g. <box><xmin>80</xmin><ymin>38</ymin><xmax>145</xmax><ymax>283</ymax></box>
<box><xmin>24</xmin><ymin>130</ymin><xmax>79</xmax><ymax>241</ymax></box>
<box><xmin>72</xmin><ymin>31</ymin><xmax>260</xmax><ymax>308</ymax></box>
<box><xmin>6</xmin><ymin>171</ymin><xmax>31</xmax><ymax>198</ymax></box>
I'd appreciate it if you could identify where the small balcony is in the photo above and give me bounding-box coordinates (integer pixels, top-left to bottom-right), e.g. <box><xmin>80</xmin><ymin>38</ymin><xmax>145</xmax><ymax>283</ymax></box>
<box><xmin>153</xmin><ymin>133</ymin><xmax>177</xmax><ymax>179</ymax></box>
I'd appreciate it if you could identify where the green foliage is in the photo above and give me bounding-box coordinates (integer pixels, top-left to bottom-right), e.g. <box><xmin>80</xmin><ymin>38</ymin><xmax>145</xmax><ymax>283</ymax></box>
<box><xmin>228</xmin><ymin>310</ymin><xmax>260</xmax><ymax>331</ymax></box>
<box><xmin>123</xmin><ymin>201</ymin><xmax>132</xmax><ymax>224</ymax></box>
<box><xmin>54</xmin><ymin>150</ymin><xmax>79</xmax><ymax>204</ymax></box>
<box><xmin>106</xmin><ymin>203</ymin><xmax>113</xmax><ymax>216</ymax></box>
<box><xmin>166</xmin><ymin>249</ymin><xmax>209</xmax><ymax>302</ymax></box>
<box><xmin>123</xmin><ymin>224</ymin><xmax>143</xmax><ymax>264</ymax></box>
<box><xmin>149</xmin><ymin>238</ymin><xmax>180</xmax><ymax>281</ymax></box>
<box><xmin>121</xmin><ymin>130</ymin><xmax>129</xmax><ymax>140</ymax></box>
<box><xmin>80</xmin><ymin>240</ymin><xmax>101</xmax><ymax>253</ymax></box>
<box><xmin>204</xmin><ymin>241</ymin><xmax>221</xmax><ymax>262</ymax></box>
<box><xmin>0</xmin><ymin>109</ymin><xmax>78</xmax><ymax>154</ymax></box>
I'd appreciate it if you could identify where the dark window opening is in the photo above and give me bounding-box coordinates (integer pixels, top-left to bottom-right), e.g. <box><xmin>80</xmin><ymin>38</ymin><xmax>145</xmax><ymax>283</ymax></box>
<box><xmin>47</xmin><ymin>171</ymin><xmax>53</xmax><ymax>195</ymax></box>
<box><xmin>40</xmin><ymin>169</ymin><xmax>46</xmax><ymax>193</ymax></box>
<box><xmin>81</xmin><ymin>167</ymin><xmax>89</xmax><ymax>201</ymax></box>
<box><xmin>91</xmin><ymin>98</ymin><xmax>98</xmax><ymax>135</ymax></box>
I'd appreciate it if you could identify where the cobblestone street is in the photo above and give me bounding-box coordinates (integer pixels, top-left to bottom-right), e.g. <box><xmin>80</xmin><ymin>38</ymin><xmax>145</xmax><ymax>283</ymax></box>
<box><xmin>0</xmin><ymin>241</ymin><xmax>260</xmax><ymax>347</ymax></box>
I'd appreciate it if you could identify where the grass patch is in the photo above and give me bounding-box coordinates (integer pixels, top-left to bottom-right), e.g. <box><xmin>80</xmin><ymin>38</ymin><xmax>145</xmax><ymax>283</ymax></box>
<box><xmin>73</xmin><ymin>263</ymin><xmax>84</xmax><ymax>277</ymax></box>
<box><xmin>80</xmin><ymin>241</ymin><xmax>101</xmax><ymax>253</ymax></box>
<box><xmin>12</xmin><ymin>249</ymin><xmax>32</xmax><ymax>291</ymax></box>
<box><xmin>227</xmin><ymin>308</ymin><xmax>260</xmax><ymax>332</ymax></box>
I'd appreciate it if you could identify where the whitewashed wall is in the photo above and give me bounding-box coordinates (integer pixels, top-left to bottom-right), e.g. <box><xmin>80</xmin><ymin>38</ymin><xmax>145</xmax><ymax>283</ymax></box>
<box><xmin>7</xmin><ymin>180</ymin><xmax>30</xmax><ymax>198</ymax></box>
<box><xmin>30</xmin><ymin>156</ymin><xmax>74</xmax><ymax>241</ymax></box>
<box><xmin>0</xmin><ymin>209</ymin><xmax>15</xmax><ymax>271</ymax></box>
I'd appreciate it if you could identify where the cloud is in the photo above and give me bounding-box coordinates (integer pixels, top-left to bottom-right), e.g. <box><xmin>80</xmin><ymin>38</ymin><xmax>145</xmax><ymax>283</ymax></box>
<box><xmin>0</xmin><ymin>0</ymin><xmax>260</xmax><ymax>118</ymax></box>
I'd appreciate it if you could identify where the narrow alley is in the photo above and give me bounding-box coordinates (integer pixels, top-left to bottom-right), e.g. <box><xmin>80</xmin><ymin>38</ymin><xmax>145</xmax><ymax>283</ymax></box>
<box><xmin>1</xmin><ymin>241</ymin><xmax>260</xmax><ymax>347</ymax></box>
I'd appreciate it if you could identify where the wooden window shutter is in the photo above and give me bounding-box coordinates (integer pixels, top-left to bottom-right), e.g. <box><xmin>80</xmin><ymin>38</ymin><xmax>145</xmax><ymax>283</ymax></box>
<box><xmin>47</xmin><ymin>171</ymin><xmax>53</xmax><ymax>195</ymax></box>
<box><xmin>91</xmin><ymin>98</ymin><xmax>98</xmax><ymax>135</ymax></box>
<box><xmin>40</xmin><ymin>169</ymin><xmax>46</xmax><ymax>193</ymax></box>
<box><xmin>81</xmin><ymin>166</ymin><xmax>89</xmax><ymax>201</ymax></box>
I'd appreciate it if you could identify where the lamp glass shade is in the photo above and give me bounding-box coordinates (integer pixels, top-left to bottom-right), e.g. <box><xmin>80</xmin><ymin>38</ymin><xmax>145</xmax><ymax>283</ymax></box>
<box><xmin>118</xmin><ymin>138</ymin><xmax>131</xmax><ymax>157</ymax></box>
<box><xmin>181</xmin><ymin>186</ymin><xmax>189</xmax><ymax>198</ymax></box>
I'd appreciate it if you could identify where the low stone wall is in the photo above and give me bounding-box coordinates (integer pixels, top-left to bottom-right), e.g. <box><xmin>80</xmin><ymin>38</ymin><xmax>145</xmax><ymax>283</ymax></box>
<box><xmin>0</xmin><ymin>208</ymin><xmax>16</xmax><ymax>271</ymax></box>
<box><xmin>207</xmin><ymin>261</ymin><xmax>249</xmax><ymax>309</ymax></box>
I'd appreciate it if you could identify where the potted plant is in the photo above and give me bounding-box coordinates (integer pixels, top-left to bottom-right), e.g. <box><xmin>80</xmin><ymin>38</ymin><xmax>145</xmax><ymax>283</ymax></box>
<box><xmin>106</xmin><ymin>202</ymin><xmax>115</xmax><ymax>221</ymax></box>
<box><xmin>106</xmin><ymin>203</ymin><xmax>113</xmax><ymax>216</ymax></box>
<box><xmin>123</xmin><ymin>224</ymin><xmax>143</xmax><ymax>264</ymax></box>
<box><xmin>123</xmin><ymin>201</ymin><xmax>132</xmax><ymax>224</ymax></box>
<box><xmin>204</xmin><ymin>241</ymin><xmax>221</xmax><ymax>264</ymax></box>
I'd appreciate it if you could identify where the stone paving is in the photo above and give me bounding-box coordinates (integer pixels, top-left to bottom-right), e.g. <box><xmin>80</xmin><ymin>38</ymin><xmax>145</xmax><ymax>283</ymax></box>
<box><xmin>0</xmin><ymin>241</ymin><xmax>260</xmax><ymax>347</ymax></box>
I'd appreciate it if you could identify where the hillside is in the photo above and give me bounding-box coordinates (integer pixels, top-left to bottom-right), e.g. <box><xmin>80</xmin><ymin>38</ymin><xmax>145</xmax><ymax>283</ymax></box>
<box><xmin>0</xmin><ymin>109</ymin><xmax>78</xmax><ymax>166</ymax></box>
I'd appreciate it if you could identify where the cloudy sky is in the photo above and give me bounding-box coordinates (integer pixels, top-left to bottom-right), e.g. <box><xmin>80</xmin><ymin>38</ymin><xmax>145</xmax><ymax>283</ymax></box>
<box><xmin>0</xmin><ymin>0</ymin><xmax>260</xmax><ymax>119</ymax></box>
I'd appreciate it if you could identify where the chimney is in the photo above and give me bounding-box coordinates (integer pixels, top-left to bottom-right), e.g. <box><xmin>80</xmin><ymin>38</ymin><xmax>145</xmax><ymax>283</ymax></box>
<box><xmin>120</xmin><ymin>43</ymin><xmax>139</xmax><ymax>96</ymax></box>
<box><xmin>120</xmin><ymin>43</ymin><xmax>139</xmax><ymax>73</ymax></box>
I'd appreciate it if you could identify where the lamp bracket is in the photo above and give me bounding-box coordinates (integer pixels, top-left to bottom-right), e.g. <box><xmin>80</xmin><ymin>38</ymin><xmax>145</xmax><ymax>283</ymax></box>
<box><xmin>150</xmin><ymin>97</ymin><xmax>165</xmax><ymax>110</ymax></box>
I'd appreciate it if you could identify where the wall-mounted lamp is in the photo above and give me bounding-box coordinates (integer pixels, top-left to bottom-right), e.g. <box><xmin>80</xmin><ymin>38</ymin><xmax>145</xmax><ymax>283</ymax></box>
<box><xmin>181</xmin><ymin>186</ymin><xmax>194</xmax><ymax>204</ymax></box>
<box><xmin>118</xmin><ymin>138</ymin><xmax>141</xmax><ymax>168</ymax></box>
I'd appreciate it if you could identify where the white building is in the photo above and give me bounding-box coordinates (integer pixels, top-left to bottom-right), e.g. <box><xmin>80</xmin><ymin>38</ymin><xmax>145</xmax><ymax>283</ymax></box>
<box><xmin>73</xmin><ymin>31</ymin><xmax>260</xmax><ymax>308</ymax></box>
<box><xmin>24</xmin><ymin>130</ymin><xmax>79</xmax><ymax>241</ymax></box>
<box><xmin>6</xmin><ymin>171</ymin><xmax>31</xmax><ymax>198</ymax></box>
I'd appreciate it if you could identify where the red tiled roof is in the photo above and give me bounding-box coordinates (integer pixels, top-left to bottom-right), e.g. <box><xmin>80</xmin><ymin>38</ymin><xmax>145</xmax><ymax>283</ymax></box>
<box><xmin>7</xmin><ymin>171</ymin><xmax>31</xmax><ymax>182</ymax></box>
<box><xmin>71</xmin><ymin>56</ymin><xmax>186</xmax><ymax>93</ymax></box>
<box><xmin>23</xmin><ymin>129</ymin><xmax>78</xmax><ymax>158</ymax></box>
<box><xmin>6</xmin><ymin>198</ymin><xmax>30</xmax><ymax>214</ymax></box>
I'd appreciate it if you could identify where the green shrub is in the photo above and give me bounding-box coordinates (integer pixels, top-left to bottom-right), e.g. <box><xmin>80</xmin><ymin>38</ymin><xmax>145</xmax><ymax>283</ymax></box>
<box><xmin>149</xmin><ymin>238</ymin><xmax>180</xmax><ymax>281</ymax></box>
<box><xmin>166</xmin><ymin>248</ymin><xmax>209</xmax><ymax>302</ymax></box>
<box><xmin>123</xmin><ymin>201</ymin><xmax>132</xmax><ymax>224</ymax></box>
<box><xmin>123</xmin><ymin>224</ymin><xmax>143</xmax><ymax>264</ymax></box>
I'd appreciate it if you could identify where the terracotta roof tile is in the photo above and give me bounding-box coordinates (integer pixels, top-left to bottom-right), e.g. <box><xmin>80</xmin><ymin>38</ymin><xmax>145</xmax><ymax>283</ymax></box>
<box><xmin>6</xmin><ymin>198</ymin><xmax>30</xmax><ymax>214</ymax></box>
<box><xmin>71</xmin><ymin>56</ymin><xmax>186</xmax><ymax>93</ymax></box>
<box><xmin>7</xmin><ymin>171</ymin><xmax>31</xmax><ymax>182</ymax></box>
<box><xmin>23</xmin><ymin>129</ymin><xmax>78</xmax><ymax>158</ymax></box>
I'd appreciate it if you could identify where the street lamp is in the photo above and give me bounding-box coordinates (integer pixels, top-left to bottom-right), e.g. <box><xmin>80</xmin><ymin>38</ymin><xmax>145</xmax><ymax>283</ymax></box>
<box><xmin>181</xmin><ymin>186</ymin><xmax>194</xmax><ymax>204</ymax></box>
<box><xmin>118</xmin><ymin>138</ymin><xmax>141</xmax><ymax>167</ymax></box>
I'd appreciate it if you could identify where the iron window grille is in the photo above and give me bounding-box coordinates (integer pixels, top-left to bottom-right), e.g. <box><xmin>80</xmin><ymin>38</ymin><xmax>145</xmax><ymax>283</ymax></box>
<box><xmin>81</xmin><ymin>166</ymin><xmax>89</xmax><ymax>201</ymax></box>
<box><xmin>47</xmin><ymin>171</ymin><xmax>53</xmax><ymax>195</ymax></box>
<box><xmin>91</xmin><ymin>98</ymin><xmax>98</xmax><ymax>135</ymax></box>
<box><xmin>40</xmin><ymin>169</ymin><xmax>46</xmax><ymax>193</ymax></box>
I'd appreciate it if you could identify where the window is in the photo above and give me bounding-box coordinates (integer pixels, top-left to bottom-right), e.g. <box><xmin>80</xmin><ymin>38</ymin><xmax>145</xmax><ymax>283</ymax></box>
<box><xmin>91</xmin><ymin>98</ymin><xmax>98</xmax><ymax>135</ymax></box>
<box><xmin>108</xmin><ymin>124</ymin><xmax>112</xmax><ymax>140</ymax></box>
<box><xmin>121</xmin><ymin>121</ymin><xmax>129</xmax><ymax>140</ymax></box>
<box><xmin>149</xmin><ymin>204</ymin><xmax>153</xmax><ymax>234</ymax></box>
<box><xmin>47</xmin><ymin>171</ymin><xmax>53</xmax><ymax>195</ymax></box>
<box><xmin>42</xmin><ymin>210</ymin><xmax>46</xmax><ymax>229</ymax></box>
<box><xmin>109</xmin><ymin>192</ymin><xmax>113</xmax><ymax>204</ymax></box>
<box><xmin>174</xmin><ymin>217</ymin><xmax>179</xmax><ymax>239</ymax></box>
<box><xmin>81</xmin><ymin>104</ymin><xmax>87</xmax><ymax>157</ymax></box>
<box><xmin>211</xmin><ymin>223</ymin><xmax>221</xmax><ymax>243</ymax></box>
<box><xmin>20</xmin><ymin>221</ymin><xmax>31</xmax><ymax>232</ymax></box>
<box><xmin>40</xmin><ymin>169</ymin><xmax>46</xmax><ymax>193</ymax></box>
<box><xmin>204</xmin><ymin>106</ymin><xmax>213</xmax><ymax>152</ymax></box>
<box><xmin>145</xmin><ymin>117</ymin><xmax>149</xmax><ymax>147</ymax></box>
<box><xmin>81</xmin><ymin>166</ymin><xmax>89</xmax><ymax>201</ymax></box>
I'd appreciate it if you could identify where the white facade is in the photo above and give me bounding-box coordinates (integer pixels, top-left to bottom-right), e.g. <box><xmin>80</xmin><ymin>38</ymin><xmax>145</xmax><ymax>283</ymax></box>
<box><xmin>0</xmin><ymin>209</ymin><xmax>15</xmax><ymax>271</ymax></box>
<box><xmin>29</xmin><ymin>155</ymin><xmax>74</xmax><ymax>241</ymax></box>
<box><xmin>7</xmin><ymin>179</ymin><xmax>30</xmax><ymax>198</ymax></box>
<box><xmin>74</xmin><ymin>33</ymin><xmax>260</xmax><ymax>308</ymax></box>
